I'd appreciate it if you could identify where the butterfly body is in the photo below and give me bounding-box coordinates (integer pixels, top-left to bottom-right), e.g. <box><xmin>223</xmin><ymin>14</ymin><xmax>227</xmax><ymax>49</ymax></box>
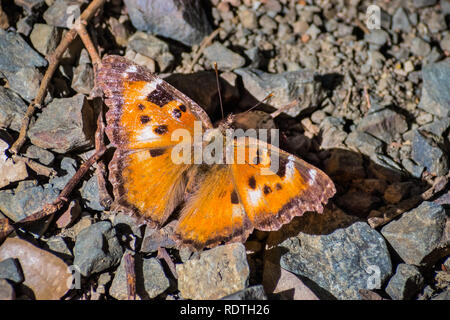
<box><xmin>97</xmin><ymin>55</ymin><xmax>336</xmax><ymax>250</ymax></box>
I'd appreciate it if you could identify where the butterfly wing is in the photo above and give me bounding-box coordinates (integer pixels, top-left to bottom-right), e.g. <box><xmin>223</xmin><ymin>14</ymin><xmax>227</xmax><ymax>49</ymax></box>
<box><xmin>174</xmin><ymin>137</ymin><xmax>335</xmax><ymax>249</ymax></box>
<box><xmin>174</xmin><ymin>165</ymin><xmax>253</xmax><ymax>250</ymax></box>
<box><xmin>97</xmin><ymin>55</ymin><xmax>212</xmax><ymax>227</ymax></box>
<box><xmin>97</xmin><ymin>55</ymin><xmax>213</xmax><ymax>150</ymax></box>
<box><xmin>230</xmin><ymin>137</ymin><xmax>336</xmax><ymax>231</ymax></box>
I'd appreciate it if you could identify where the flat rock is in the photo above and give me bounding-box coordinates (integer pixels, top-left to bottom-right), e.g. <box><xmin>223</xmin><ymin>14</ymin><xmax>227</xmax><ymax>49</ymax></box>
<box><xmin>356</xmin><ymin>108</ymin><xmax>408</xmax><ymax>144</ymax></box>
<box><xmin>222</xmin><ymin>285</ymin><xmax>267</xmax><ymax>300</ymax></box>
<box><xmin>71</xmin><ymin>63</ymin><xmax>94</xmax><ymax>95</ymax></box>
<box><xmin>392</xmin><ymin>7</ymin><xmax>411</xmax><ymax>33</ymax></box>
<box><xmin>49</xmin><ymin>157</ymin><xmax>77</xmax><ymax>191</ymax></box>
<box><xmin>0</xmin><ymin>180</ymin><xmax>59</xmax><ymax>222</ymax></box>
<box><xmin>30</xmin><ymin>23</ymin><xmax>62</xmax><ymax>56</ymax></box>
<box><xmin>128</xmin><ymin>32</ymin><xmax>174</xmax><ymax>72</ymax></box>
<box><xmin>43</xmin><ymin>0</ymin><xmax>83</xmax><ymax>28</ymax></box>
<box><xmin>177</xmin><ymin>243</ymin><xmax>249</xmax><ymax>300</ymax></box>
<box><xmin>345</xmin><ymin>131</ymin><xmax>384</xmax><ymax>158</ymax></box>
<box><xmin>0</xmin><ymin>278</ymin><xmax>14</xmax><ymax>300</ymax></box>
<box><xmin>266</xmin><ymin>210</ymin><xmax>391</xmax><ymax>300</ymax></box>
<box><xmin>1</xmin><ymin>67</ymin><xmax>46</xmax><ymax>103</ymax></box>
<box><xmin>0</xmin><ymin>29</ymin><xmax>47</xmax><ymax>73</ymax></box>
<box><xmin>0</xmin><ymin>258</ymin><xmax>24</xmax><ymax>283</ymax></box>
<box><xmin>262</xmin><ymin>260</ymin><xmax>319</xmax><ymax>300</ymax></box>
<box><xmin>381</xmin><ymin>201</ymin><xmax>449</xmax><ymax>266</ymax></box>
<box><xmin>110</xmin><ymin>253</ymin><xmax>170</xmax><ymax>300</ymax></box>
<box><xmin>203</xmin><ymin>42</ymin><xmax>246</xmax><ymax>71</ymax></box>
<box><xmin>73</xmin><ymin>221</ymin><xmax>123</xmax><ymax>277</ymax></box>
<box><xmin>124</xmin><ymin>0</ymin><xmax>212</xmax><ymax>46</ymax></box>
<box><xmin>23</xmin><ymin>144</ymin><xmax>54</xmax><ymax>166</ymax></box>
<box><xmin>418</xmin><ymin>58</ymin><xmax>450</xmax><ymax>117</ymax></box>
<box><xmin>80</xmin><ymin>174</ymin><xmax>105</xmax><ymax>211</ymax></box>
<box><xmin>0</xmin><ymin>238</ymin><xmax>72</xmax><ymax>300</ymax></box>
<box><xmin>0</xmin><ymin>139</ymin><xmax>28</xmax><ymax>189</ymax></box>
<box><xmin>0</xmin><ymin>86</ymin><xmax>28</xmax><ymax>131</ymax></box>
<box><xmin>235</xmin><ymin>68</ymin><xmax>322</xmax><ymax>117</ymax></box>
<box><xmin>385</xmin><ymin>263</ymin><xmax>424</xmax><ymax>300</ymax></box>
<box><xmin>28</xmin><ymin>94</ymin><xmax>95</xmax><ymax>153</ymax></box>
<box><xmin>411</xmin><ymin>130</ymin><xmax>448</xmax><ymax>176</ymax></box>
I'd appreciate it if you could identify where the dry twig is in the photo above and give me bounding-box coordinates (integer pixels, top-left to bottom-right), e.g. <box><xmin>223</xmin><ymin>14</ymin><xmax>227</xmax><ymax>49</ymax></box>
<box><xmin>124</xmin><ymin>252</ymin><xmax>136</xmax><ymax>300</ymax></box>
<box><xmin>9</xmin><ymin>0</ymin><xmax>106</xmax><ymax>155</ymax></box>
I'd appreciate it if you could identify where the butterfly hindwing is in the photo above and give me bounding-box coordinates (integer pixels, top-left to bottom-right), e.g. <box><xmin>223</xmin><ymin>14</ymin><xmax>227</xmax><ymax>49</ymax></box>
<box><xmin>230</xmin><ymin>137</ymin><xmax>336</xmax><ymax>231</ymax></box>
<box><xmin>175</xmin><ymin>165</ymin><xmax>253</xmax><ymax>249</ymax></box>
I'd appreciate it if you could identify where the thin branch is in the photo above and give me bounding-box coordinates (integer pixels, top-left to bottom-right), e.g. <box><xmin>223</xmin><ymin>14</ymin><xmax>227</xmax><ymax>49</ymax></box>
<box><xmin>12</xmin><ymin>154</ymin><xmax>56</xmax><ymax>177</ymax></box>
<box><xmin>157</xmin><ymin>247</ymin><xmax>178</xmax><ymax>279</ymax></box>
<box><xmin>9</xmin><ymin>0</ymin><xmax>106</xmax><ymax>155</ymax></box>
<box><xmin>124</xmin><ymin>253</ymin><xmax>136</xmax><ymax>300</ymax></box>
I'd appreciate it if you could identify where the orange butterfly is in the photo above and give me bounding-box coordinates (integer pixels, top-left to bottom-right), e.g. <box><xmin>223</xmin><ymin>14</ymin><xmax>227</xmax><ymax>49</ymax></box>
<box><xmin>97</xmin><ymin>55</ymin><xmax>335</xmax><ymax>250</ymax></box>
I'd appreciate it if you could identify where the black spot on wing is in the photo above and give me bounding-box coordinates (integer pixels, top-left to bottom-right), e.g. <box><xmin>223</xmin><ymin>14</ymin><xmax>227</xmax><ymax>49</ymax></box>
<box><xmin>263</xmin><ymin>185</ymin><xmax>272</xmax><ymax>195</ymax></box>
<box><xmin>154</xmin><ymin>125</ymin><xmax>168</xmax><ymax>135</ymax></box>
<box><xmin>276</xmin><ymin>158</ymin><xmax>287</xmax><ymax>178</ymax></box>
<box><xmin>231</xmin><ymin>190</ymin><xmax>239</xmax><ymax>204</ymax></box>
<box><xmin>179</xmin><ymin>104</ymin><xmax>186</xmax><ymax>112</ymax></box>
<box><xmin>138</xmin><ymin>104</ymin><xmax>145</xmax><ymax>110</ymax></box>
<box><xmin>149</xmin><ymin>148</ymin><xmax>165</xmax><ymax>157</ymax></box>
<box><xmin>276</xmin><ymin>183</ymin><xmax>282</xmax><ymax>190</ymax></box>
<box><xmin>172</xmin><ymin>108</ymin><xmax>182</xmax><ymax>119</ymax></box>
<box><xmin>248</xmin><ymin>176</ymin><xmax>256</xmax><ymax>189</ymax></box>
<box><xmin>140</xmin><ymin>115</ymin><xmax>150</xmax><ymax>124</ymax></box>
<box><xmin>147</xmin><ymin>84</ymin><xmax>173</xmax><ymax>106</ymax></box>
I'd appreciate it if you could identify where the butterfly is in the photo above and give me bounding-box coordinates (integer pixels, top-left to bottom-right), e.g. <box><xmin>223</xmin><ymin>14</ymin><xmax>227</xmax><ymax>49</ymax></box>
<box><xmin>97</xmin><ymin>55</ymin><xmax>336</xmax><ymax>250</ymax></box>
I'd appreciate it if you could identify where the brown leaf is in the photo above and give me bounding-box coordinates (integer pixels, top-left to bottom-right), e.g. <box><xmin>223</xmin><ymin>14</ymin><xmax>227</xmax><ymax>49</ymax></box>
<box><xmin>0</xmin><ymin>238</ymin><xmax>72</xmax><ymax>300</ymax></box>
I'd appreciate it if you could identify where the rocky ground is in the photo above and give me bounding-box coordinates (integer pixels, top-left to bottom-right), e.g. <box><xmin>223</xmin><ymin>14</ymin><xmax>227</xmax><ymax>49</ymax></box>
<box><xmin>0</xmin><ymin>0</ymin><xmax>449</xmax><ymax>300</ymax></box>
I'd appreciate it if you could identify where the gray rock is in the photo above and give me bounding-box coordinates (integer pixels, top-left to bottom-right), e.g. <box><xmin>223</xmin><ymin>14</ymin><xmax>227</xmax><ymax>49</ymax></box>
<box><xmin>203</xmin><ymin>42</ymin><xmax>246</xmax><ymax>71</ymax></box>
<box><xmin>222</xmin><ymin>285</ymin><xmax>267</xmax><ymax>300</ymax></box>
<box><xmin>443</xmin><ymin>0</ymin><xmax>450</xmax><ymax>14</ymax></box>
<box><xmin>345</xmin><ymin>131</ymin><xmax>384</xmax><ymax>158</ymax></box>
<box><xmin>127</xmin><ymin>32</ymin><xmax>174</xmax><ymax>72</ymax></box>
<box><xmin>43</xmin><ymin>0</ymin><xmax>83</xmax><ymax>28</ymax></box>
<box><xmin>124</xmin><ymin>0</ymin><xmax>212</xmax><ymax>46</ymax></box>
<box><xmin>441</xmin><ymin>33</ymin><xmax>450</xmax><ymax>53</ymax></box>
<box><xmin>0</xmin><ymin>278</ymin><xmax>15</xmax><ymax>300</ymax></box>
<box><xmin>356</xmin><ymin>108</ymin><xmax>408</xmax><ymax>144</ymax></box>
<box><xmin>110</xmin><ymin>253</ymin><xmax>170</xmax><ymax>300</ymax></box>
<box><xmin>73</xmin><ymin>221</ymin><xmax>123</xmax><ymax>277</ymax></box>
<box><xmin>418</xmin><ymin>58</ymin><xmax>450</xmax><ymax>117</ymax></box>
<box><xmin>16</xmin><ymin>15</ymin><xmax>34</xmax><ymax>36</ymax></box>
<box><xmin>140</xmin><ymin>221</ymin><xmax>176</xmax><ymax>254</ymax></box>
<box><xmin>80</xmin><ymin>173</ymin><xmax>104</xmax><ymax>211</ymax></box>
<box><xmin>28</xmin><ymin>94</ymin><xmax>95</xmax><ymax>153</ymax></box>
<box><xmin>385</xmin><ymin>264</ymin><xmax>424</xmax><ymax>300</ymax></box>
<box><xmin>235</xmin><ymin>68</ymin><xmax>322</xmax><ymax>117</ymax></box>
<box><xmin>14</xmin><ymin>0</ymin><xmax>46</xmax><ymax>13</ymax></box>
<box><xmin>273</xmin><ymin>220</ymin><xmax>392</xmax><ymax>300</ymax></box>
<box><xmin>177</xmin><ymin>243</ymin><xmax>250</xmax><ymax>300</ymax></box>
<box><xmin>423</xmin><ymin>47</ymin><xmax>443</xmax><ymax>66</ymax></box>
<box><xmin>381</xmin><ymin>201</ymin><xmax>449</xmax><ymax>266</ymax></box>
<box><xmin>1</xmin><ymin>67</ymin><xmax>46</xmax><ymax>103</ymax></box>
<box><xmin>432</xmin><ymin>290</ymin><xmax>450</xmax><ymax>300</ymax></box>
<box><xmin>238</xmin><ymin>9</ymin><xmax>258</xmax><ymax>29</ymax></box>
<box><xmin>364</xmin><ymin>30</ymin><xmax>390</xmax><ymax>47</ymax></box>
<box><xmin>392</xmin><ymin>7</ymin><xmax>411</xmax><ymax>33</ymax></box>
<box><xmin>0</xmin><ymin>29</ymin><xmax>47</xmax><ymax>73</ymax></box>
<box><xmin>411</xmin><ymin>130</ymin><xmax>448</xmax><ymax>176</ymax></box>
<box><xmin>0</xmin><ymin>180</ymin><xmax>59</xmax><ymax>222</ymax></box>
<box><xmin>44</xmin><ymin>235</ymin><xmax>73</xmax><ymax>260</ymax></box>
<box><xmin>324</xmin><ymin>149</ymin><xmax>366</xmax><ymax>183</ymax></box>
<box><xmin>401</xmin><ymin>158</ymin><xmax>424</xmax><ymax>179</ymax></box>
<box><xmin>23</xmin><ymin>144</ymin><xmax>55</xmax><ymax>166</ymax></box>
<box><xmin>0</xmin><ymin>258</ymin><xmax>24</xmax><ymax>283</ymax></box>
<box><xmin>319</xmin><ymin>116</ymin><xmax>347</xmax><ymax>149</ymax></box>
<box><xmin>410</xmin><ymin>37</ymin><xmax>431</xmax><ymax>57</ymax></box>
<box><xmin>30</xmin><ymin>23</ymin><xmax>62</xmax><ymax>56</ymax></box>
<box><xmin>71</xmin><ymin>63</ymin><xmax>94</xmax><ymax>95</ymax></box>
<box><xmin>50</xmin><ymin>157</ymin><xmax>77</xmax><ymax>190</ymax></box>
<box><xmin>412</xmin><ymin>0</ymin><xmax>437</xmax><ymax>8</ymax></box>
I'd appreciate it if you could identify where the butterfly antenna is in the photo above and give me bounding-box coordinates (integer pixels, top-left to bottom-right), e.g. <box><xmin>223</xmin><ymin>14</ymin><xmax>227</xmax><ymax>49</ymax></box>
<box><xmin>214</xmin><ymin>62</ymin><xmax>224</xmax><ymax>120</ymax></box>
<box><xmin>270</xmin><ymin>99</ymin><xmax>299</xmax><ymax>118</ymax></box>
<box><xmin>244</xmin><ymin>92</ymin><xmax>274</xmax><ymax>114</ymax></box>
